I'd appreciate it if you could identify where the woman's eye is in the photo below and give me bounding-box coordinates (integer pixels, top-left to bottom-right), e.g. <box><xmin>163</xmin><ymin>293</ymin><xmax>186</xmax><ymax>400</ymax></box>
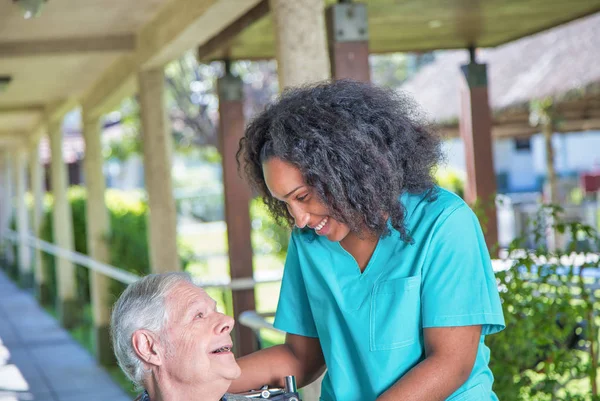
<box><xmin>297</xmin><ymin>194</ymin><xmax>308</xmax><ymax>202</ymax></box>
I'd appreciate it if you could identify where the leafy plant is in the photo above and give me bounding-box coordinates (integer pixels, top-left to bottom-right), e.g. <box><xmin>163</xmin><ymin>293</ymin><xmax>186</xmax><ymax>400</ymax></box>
<box><xmin>489</xmin><ymin>204</ymin><xmax>600</xmax><ymax>400</ymax></box>
<box><xmin>250</xmin><ymin>197</ymin><xmax>290</xmax><ymax>261</ymax></box>
<box><xmin>435</xmin><ymin>168</ymin><xmax>465</xmax><ymax>199</ymax></box>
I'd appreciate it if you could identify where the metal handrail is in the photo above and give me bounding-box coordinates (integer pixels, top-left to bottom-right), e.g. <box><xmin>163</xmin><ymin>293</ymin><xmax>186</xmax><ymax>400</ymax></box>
<box><xmin>1</xmin><ymin>229</ymin><xmax>284</xmax><ymax>290</ymax></box>
<box><xmin>239</xmin><ymin>310</ymin><xmax>282</xmax><ymax>333</ymax></box>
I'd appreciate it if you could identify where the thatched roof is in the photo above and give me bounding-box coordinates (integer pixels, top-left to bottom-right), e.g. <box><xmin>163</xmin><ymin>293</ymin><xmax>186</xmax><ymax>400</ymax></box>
<box><xmin>400</xmin><ymin>12</ymin><xmax>600</xmax><ymax>131</ymax></box>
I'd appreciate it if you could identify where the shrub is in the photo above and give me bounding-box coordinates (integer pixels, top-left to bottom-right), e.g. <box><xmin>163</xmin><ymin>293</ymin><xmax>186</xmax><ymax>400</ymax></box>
<box><xmin>489</xmin><ymin>205</ymin><xmax>600</xmax><ymax>400</ymax></box>
<box><xmin>38</xmin><ymin>187</ymin><xmax>183</xmax><ymax>304</ymax></box>
<box><xmin>250</xmin><ymin>197</ymin><xmax>290</xmax><ymax>260</ymax></box>
<box><xmin>38</xmin><ymin>187</ymin><xmax>88</xmax><ymax>304</ymax></box>
<box><xmin>435</xmin><ymin>168</ymin><xmax>465</xmax><ymax>199</ymax></box>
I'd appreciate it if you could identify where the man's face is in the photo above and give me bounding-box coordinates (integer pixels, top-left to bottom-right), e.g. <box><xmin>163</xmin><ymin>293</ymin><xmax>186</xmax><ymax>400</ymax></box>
<box><xmin>160</xmin><ymin>281</ymin><xmax>241</xmax><ymax>385</ymax></box>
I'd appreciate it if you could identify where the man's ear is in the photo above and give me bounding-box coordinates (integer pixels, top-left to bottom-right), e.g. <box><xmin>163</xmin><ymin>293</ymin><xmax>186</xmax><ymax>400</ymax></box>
<box><xmin>132</xmin><ymin>330</ymin><xmax>164</xmax><ymax>367</ymax></box>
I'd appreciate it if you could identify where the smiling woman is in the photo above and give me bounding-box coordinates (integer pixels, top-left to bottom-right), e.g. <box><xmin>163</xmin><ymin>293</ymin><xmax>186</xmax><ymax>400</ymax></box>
<box><xmin>231</xmin><ymin>79</ymin><xmax>505</xmax><ymax>401</ymax></box>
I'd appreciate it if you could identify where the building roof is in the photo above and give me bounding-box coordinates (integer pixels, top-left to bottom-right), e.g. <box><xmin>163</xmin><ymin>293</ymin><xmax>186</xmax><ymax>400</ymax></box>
<box><xmin>202</xmin><ymin>0</ymin><xmax>600</xmax><ymax>61</ymax></box>
<box><xmin>400</xmin><ymin>12</ymin><xmax>600</xmax><ymax>134</ymax></box>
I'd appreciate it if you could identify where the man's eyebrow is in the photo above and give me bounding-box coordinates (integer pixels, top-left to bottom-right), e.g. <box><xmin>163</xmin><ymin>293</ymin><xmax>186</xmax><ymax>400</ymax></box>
<box><xmin>283</xmin><ymin>185</ymin><xmax>305</xmax><ymax>199</ymax></box>
<box><xmin>186</xmin><ymin>299</ymin><xmax>204</xmax><ymax>312</ymax></box>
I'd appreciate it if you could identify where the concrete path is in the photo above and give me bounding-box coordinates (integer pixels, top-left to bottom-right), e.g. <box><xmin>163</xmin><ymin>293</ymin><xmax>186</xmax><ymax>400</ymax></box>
<box><xmin>0</xmin><ymin>270</ymin><xmax>131</xmax><ymax>401</ymax></box>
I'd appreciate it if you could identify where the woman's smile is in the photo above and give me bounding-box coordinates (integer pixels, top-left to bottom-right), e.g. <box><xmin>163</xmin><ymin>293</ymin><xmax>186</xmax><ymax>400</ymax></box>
<box><xmin>312</xmin><ymin>216</ymin><xmax>329</xmax><ymax>235</ymax></box>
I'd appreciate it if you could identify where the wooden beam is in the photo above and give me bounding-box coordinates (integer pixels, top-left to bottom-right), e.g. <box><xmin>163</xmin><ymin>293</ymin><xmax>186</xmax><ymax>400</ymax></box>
<box><xmin>441</xmin><ymin>117</ymin><xmax>600</xmax><ymax>139</ymax></box>
<box><xmin>81</xmin><ymin>0</ymin><xmax>263</xmax><ymax>118</ymax></box>
<box><xmin>28</xmin><ymin>121</ymin><xmax>47</xmax><ymax>147</ymax></box>
<box><xmin>0</xmin><ymin>108</ymin><xmax>43</xmax><ymax>135</ymax></box>
<box><xmin>197</xmin><ymin>0</ymin><xmax>269</xmax><ymax>62</ymax></box>
<box><xmin>0</xmin><ymin>132</ymin><xmax>28</xmax><ymax>147</ymax></box>
<box><xmin>494</xmin><ymin>5</ymin><xmax>600</xmax><ymax>49</ymax></box>
<box><xmin>0</xmin><ymin>35</ymin><xmax>136</xmax><ymax>58</ymax></box>
<box><xmin>0</xmin><ymin>106</ymin><xmax>44</xmax><ymax>114</ymax></box>
<box><xmin>80</xmin><ymin>56</ymin><xmax>138</xmax><ymax>119</ymax></box>
<box><xmin>45</xmin><ymin>99</ymin><xmax>78</xmax><ymax>124</ymax></box>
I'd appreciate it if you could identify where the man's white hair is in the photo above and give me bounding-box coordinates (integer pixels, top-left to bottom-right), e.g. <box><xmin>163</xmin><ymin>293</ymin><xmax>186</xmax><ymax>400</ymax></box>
<box><xmin>110</xmin><ymin>272</ymin><xmax>193</xmax><ymax>388</ymax></box>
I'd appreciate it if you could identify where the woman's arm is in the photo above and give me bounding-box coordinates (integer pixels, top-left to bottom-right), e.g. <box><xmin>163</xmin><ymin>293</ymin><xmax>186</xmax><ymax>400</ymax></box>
<box><xmin>376</xmin><ymin>325</ymin><xmax>481</xmax><ymax>401</ymax></box>
<box><xmin>228</xmin><ymin>333</ymin><xmax>326</xmax><ymax>393</ymax></box>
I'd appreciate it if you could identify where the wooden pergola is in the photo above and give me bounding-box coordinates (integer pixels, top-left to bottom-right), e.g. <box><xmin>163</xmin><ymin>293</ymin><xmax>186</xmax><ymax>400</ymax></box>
<box><xmin>1</xmin><ymin>0</ymin><xmax>600</xmax><ymax>365</ymax></box>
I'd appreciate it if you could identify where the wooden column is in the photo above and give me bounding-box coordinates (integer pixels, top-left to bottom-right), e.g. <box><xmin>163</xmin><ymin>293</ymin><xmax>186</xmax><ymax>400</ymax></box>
<box><xmin>1</xmin><ymin>151</ymin><xmax>15</xmax><ymax>267</ymax></box>
<box><xmin>15</xmin><ymin>147</ymin><xmax>33</xmax><ymax>287</ymax></box>
<box><xmin>82</xmin><ymin>111</ymin><xmax>115</xmax><ymax>365</ymax></box>
<box><xmin>138</xmin><ymin>69</ymin><xmax>180</xmax><ymax>273</ymax></box>
<box><xmin>49</xmin><ymin>119</ymin><xmax>79</xmax><ymax>328</ymax></box>
<box><xmin>218</xmin><ymin>67</ymin><xmax>256</xmax><ymax>357</ymax></box>
<box><xmin>459</xmin><ymin>50</ymin><xmax>498</xmax><ymax>253</ymax></box>
<box><xmin>269</xmin><ymin>0</ymin><xmax>330</xmax><ymax>89</ymax></box>
<box><xmin>326</xmin><ymin>1</ymin><xmax>370</xmax><ymax>82</ymax></box>
<box><xmin>29</xmin><ymin>140</ymin><xmax>50</xmax><ymax>304</ymax></box>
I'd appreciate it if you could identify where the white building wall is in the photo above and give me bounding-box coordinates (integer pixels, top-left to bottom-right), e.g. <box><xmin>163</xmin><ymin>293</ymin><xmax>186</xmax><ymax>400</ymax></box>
<box><xmin>443</xmin><ymin>130</ymin><xmax>600</xmax><ymax>193</ymax></box>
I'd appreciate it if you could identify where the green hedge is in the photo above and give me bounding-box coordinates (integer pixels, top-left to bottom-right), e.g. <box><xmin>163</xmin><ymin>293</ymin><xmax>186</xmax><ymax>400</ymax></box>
<box><xmin>488</xmin><ymin>206</ymin><xmax>600</xmax><ymax>400</ymax></box>
<box><xmin>250</xmin><ymin>197</ymin><xmax>290</xmax><ymax>260</ymax></box>
<box><xmin>39</xmin><ymin>187</ymin><xmax>159</xmax><ymax>305</ymax></box>
<box><xmin>36</xmin><ymin>188</ymin><xmax>284</xmax><ymax>307</ymax></box>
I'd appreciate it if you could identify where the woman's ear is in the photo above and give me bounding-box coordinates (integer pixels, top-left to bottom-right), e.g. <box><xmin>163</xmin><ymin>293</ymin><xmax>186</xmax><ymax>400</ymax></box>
<box><xmin>132</xmin><ymin>330</ymin><xmax>164</xmax><ymax>367</ymax></box>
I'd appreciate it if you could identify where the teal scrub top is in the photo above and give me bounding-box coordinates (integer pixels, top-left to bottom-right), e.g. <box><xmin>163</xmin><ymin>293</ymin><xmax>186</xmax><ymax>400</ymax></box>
<box><xmin>273</xmin><ymin>188</ymin><xmax>505</xmax><ymax>401</ymax></box>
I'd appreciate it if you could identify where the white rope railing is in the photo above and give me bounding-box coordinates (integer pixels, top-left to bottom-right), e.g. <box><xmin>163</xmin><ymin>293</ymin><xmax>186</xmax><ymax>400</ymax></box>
<box><xmin>3</xmin><ymin>229</ymin><xmax>139</xmax><ymax>284</ymax></box>
<box><xmin>1</xmin><ymin>229</ymin><xmax>283</xmax><ymax>290</ymax></box>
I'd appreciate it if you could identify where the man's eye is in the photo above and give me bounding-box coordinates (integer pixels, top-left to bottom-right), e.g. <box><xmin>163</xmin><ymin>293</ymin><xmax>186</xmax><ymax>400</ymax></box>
<box><xmin>196</xmin><ymin>312</ymin><xmax>204</xmax><ymax>319</ymax></box>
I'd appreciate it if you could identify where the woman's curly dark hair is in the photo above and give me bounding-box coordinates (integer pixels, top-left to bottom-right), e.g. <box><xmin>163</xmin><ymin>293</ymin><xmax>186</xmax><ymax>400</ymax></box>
<box><xmin>237</xmin><ymin>79</ymin><xmax>443</xmax><ymax>242</ymax></box>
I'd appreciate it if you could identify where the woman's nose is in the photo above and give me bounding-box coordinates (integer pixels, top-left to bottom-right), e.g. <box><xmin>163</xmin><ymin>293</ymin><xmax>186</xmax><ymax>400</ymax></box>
<box><xmin>289</xmin><ymin>204</ymin><xmax>310</xmax><ymax>228</ymax></box>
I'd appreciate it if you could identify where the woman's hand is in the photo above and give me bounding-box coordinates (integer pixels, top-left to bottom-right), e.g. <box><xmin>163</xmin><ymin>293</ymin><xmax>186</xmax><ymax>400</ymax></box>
<box><xmin>376</xmin><ymin>325</ymin><xmax>482</xmax><ymax>401</ymax></box>
<box><xmin>228</xmin><ymin>333</ymin><xmax>325</xmax><ymax>393</ymax></box>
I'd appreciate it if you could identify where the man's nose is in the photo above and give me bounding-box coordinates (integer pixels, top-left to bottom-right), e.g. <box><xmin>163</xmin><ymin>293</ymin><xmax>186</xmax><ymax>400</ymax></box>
<box><xmin>216</xmin><ymin>314</ymin><xmax>234</xmax><ymax>334</ymax></box>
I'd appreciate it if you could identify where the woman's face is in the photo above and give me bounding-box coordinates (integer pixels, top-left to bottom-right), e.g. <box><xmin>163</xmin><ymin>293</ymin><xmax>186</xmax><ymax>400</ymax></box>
<box><xmin>263</xmin><ymin>157</ymin><xmax>351</xmax><ymax>243</ymax></box>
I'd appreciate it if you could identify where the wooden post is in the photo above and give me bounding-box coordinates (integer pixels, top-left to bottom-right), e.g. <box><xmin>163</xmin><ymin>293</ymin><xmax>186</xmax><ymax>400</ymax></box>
<box><xmin>15</xmin><ymin>147</ymin><xmax>33</xmax><ymax>288</ymax></box>
<box><xmin>138</xmin><ymin>69</ymin><xmax>181</xmax><ymax>273</ymax></box>
<box><xmin>218</xmin><ymin>66</ymin><xmax>256</xmax><ymax>357</ymax></box>
<box><xmin>542</xmin><ymin>119</ymin><xmax>558</xmax><ymax>205</ymax></box>
<box><xmin>326</xmin><ymin>1</ymin><xmax>370</xmax><ymax>82</ymax></box>
<box><xmin>29</xmin><ymin>140</ymin><xmax>50</xmax><ymax>304</ymax></box>
<box><xmin>82</xmin><ymin>111</ymin><xmax>116</xmax><ymax>365</ymax></box>
<box><xmin>269</xmin><ymin>0</ymin><xmax>331</xmax><ymax>89</ymax></box>
<box><xmin>459</xmin><ymin>49</ymin><xmax>498</xmax><ymax>254</ymax></box>
<box><xmin>1</xmin><ymin>151</ymin><xmax>15</xmax><ymax>268</ymax></box>
<box><xmin>49</xmin><ymin>119</ymin><xmax>79</xmax><ymax>329</ymax></box>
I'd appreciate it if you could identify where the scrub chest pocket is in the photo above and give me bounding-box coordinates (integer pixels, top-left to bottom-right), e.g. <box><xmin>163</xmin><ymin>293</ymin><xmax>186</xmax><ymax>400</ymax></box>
<box><xmin>370</xmin><ymin>275</ymin><xmax>421</xmax><ymax>351</ymax></box>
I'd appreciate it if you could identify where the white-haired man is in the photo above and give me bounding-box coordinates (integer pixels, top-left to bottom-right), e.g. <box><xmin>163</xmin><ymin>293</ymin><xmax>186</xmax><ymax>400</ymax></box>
<box><xmin>111</xmin><ymin>272</ymin><xmax>247</xmax><ymax>401</ymax></box>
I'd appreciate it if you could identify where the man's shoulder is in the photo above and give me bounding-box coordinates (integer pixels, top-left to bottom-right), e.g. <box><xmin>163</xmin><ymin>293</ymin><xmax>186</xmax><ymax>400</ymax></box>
<box><xmin>133</xmin><ymin>391</ymin><xmax>150</xmax><ymax>401</ymax></box>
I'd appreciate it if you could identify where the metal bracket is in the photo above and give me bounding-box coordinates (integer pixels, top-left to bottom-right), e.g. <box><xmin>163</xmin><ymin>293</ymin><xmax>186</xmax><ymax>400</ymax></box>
<box><xmin>461</xmin><ymin>62</ymin><xmax>488</xmax><ymax>88</ymax></box>
<box><xmin>328</xmin><ymin>3</ymin><xmax>369</xmax><ymax>43</ymax></box>
<box><xmin>217</xmin><ymin>73</ymin><xmax>244</xmax><ymax>102</ymax></box>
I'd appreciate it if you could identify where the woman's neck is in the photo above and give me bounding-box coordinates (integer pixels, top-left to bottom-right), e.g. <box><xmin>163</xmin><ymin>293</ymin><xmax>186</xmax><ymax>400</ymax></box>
<box><xmin>340</xmin><ymin>231</ymin><xmax>379</xmax><ymax>272</ymax></box>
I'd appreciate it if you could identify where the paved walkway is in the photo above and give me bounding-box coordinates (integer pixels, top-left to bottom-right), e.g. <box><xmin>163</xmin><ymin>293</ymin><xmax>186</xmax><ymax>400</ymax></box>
<box><xmin>0</xmin><ymin>270</ymin><xmax>131</xmax><ymax>401</ymax></box>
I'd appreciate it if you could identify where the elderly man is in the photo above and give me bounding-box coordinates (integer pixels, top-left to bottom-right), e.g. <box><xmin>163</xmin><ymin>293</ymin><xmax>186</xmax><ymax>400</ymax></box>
<box><xmin>111</xmin><ymin>272</ymin><xmax>247</xmax><ymax>401</ymax></box>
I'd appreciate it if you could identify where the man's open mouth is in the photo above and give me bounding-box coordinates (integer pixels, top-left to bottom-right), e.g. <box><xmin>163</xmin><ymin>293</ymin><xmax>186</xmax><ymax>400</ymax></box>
<box><xmin>211</xmin><ymin>346</ymin><xmax>232</xmax><ymax>354</ymax></box>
